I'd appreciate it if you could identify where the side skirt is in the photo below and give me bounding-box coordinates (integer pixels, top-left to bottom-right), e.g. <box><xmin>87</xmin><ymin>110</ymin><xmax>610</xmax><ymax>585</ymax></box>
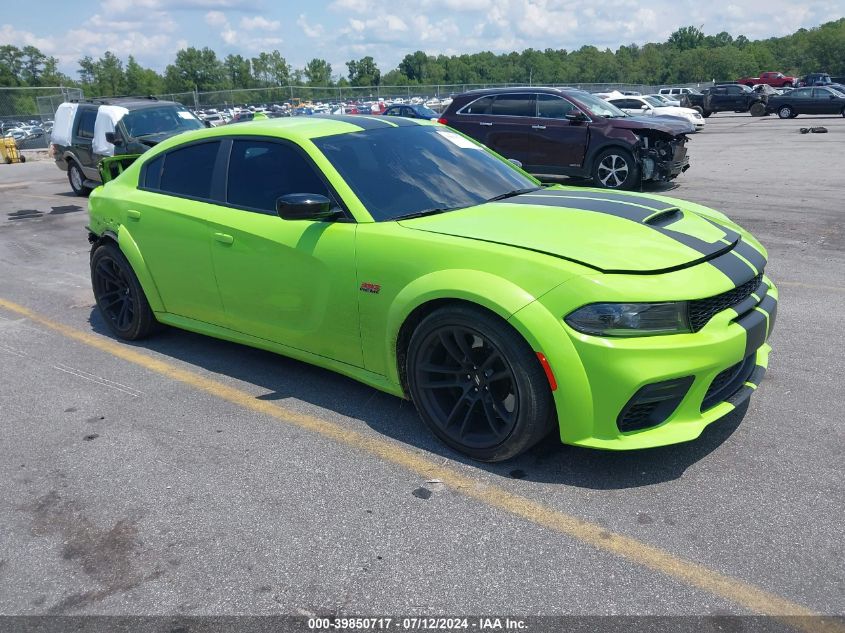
<box><xmin>154</xmin><ymin>312</ymin><xmax>406</xmax><ymax>399</ymax></box>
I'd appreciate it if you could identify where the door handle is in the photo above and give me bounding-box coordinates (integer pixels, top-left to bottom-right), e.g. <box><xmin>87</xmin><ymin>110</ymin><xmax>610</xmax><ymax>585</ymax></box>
<box><xmin>479</xmin><ymin>121</ymin><xmax>493</xmax><ymax>126</ymax></box>
<box><xmin>213</xmin><ymin>232</ymin><xmax>234</xmax><ymax>245</ymax></box>
<box><xmin>126</xmin><ymin>209</ymin><xmax>141</xmax><ymax>220</ymax></box>
<box><xmin>531</xmin><ymin>125</ymin><xmax>546</xmax><ymax>130</ymax></box>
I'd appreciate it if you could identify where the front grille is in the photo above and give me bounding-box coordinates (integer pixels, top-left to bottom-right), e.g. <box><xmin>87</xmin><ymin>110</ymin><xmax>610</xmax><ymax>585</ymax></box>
<box><xmin>701</xmin><ymin>354</ymin><xmax>757</xmax><ymax>412</ymax></box>
<box><xmin>689</xmin><ymin>273</ymin><xmax>763</xmax><ymax>332</ymax></box>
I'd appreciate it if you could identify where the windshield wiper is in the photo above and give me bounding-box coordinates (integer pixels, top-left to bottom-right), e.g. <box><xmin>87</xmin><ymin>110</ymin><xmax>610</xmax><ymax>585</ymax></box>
<box><xmin>392</xmin><ymin>207</ymin><xmax>453</xmax><ymax>221</ymax></box>
<box><xmin>485</xmin><ymin>186</ymin><xmax>543</xmax><ymax>203</ymax></box>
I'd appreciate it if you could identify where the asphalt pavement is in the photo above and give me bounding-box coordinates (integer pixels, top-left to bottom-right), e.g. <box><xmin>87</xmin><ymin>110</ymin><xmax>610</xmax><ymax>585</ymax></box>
<box><xmin>0</xmin><ymin>115</ymin><xmax>842</xmax><ymax>624</ymax></box>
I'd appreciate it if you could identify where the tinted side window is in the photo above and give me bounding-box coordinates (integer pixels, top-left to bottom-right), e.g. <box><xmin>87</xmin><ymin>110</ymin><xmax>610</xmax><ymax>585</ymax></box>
<box><xmin>491</xmin><ymin>94</ymin><xmax>535</xmax><ymax>117</ymax></box>
<box><xmin>227</xmin><ymin>139</ymin><xmax>330</xmax><ymax>213</ymax></box>
<box><xmin>158</xmin><ymin>141</ymin><xmax>220</xmax><ymax>199</ymax></box>
<box><xmin>726</xmin><ymin>85</ymin><xmax>742</xmax><ymax>94</ymax></box>
<box><xmin>76</xmin><ymin>109</ymin><xmax>97</xmax><ymax>139</ymax></box>
<box><xmin>792</xmin><ymin>89</ymin><xmax>813</xmax><ymax>98</ymax></box>
<box><xmin>143</xmin><ymin>155</ymin><xmax>163</xmax><ymax>189</ymax></box>
<box><xmin>462</xmin><ymin>96</ymin><xmax>494</xmax><ymax>114</ymax></box>
<box><xmin>537</xmin><ymin>94</ymin><xmax>575</xmax><ymax>118</ymax></box>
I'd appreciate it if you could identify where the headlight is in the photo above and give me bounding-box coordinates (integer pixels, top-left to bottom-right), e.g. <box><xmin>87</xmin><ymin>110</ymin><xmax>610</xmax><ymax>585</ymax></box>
<box><xmin>565</xmin><ymin>302</ymin><xmax>690</xmax><ymax>337</ymax></box>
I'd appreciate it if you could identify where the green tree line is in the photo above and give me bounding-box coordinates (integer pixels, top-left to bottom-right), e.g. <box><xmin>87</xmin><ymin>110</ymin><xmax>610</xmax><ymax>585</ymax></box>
<box><xmin>1</xmin><ymin>18</ymin><xmax>843</xmax><ymax>98</ymax></box>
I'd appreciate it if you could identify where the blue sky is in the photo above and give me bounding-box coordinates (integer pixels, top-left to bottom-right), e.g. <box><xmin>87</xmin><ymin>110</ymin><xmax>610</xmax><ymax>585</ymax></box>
<box><xmin>2</xmin><ymin>0</ymin><xmax>844</xmax><ymax>79</ymax></box>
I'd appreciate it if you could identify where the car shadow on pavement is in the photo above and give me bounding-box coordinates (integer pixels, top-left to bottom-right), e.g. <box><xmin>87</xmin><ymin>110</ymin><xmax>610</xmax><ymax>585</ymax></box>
<box><xmin>87</xmin><ymin>308</ymin><xmax>745</xmax><ymax>491</ymax></box>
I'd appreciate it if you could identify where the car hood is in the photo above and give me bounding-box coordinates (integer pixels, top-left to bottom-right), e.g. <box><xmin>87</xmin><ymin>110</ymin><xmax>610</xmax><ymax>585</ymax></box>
<box><xmin>398</xmin><ymin>188</ymin><xmax>739</xmax><ymax>273</ymax></box>
<box><xmin>607</xmin><ymin>115</ymin><xmax>691</xmax><ymax>136</ymax></box>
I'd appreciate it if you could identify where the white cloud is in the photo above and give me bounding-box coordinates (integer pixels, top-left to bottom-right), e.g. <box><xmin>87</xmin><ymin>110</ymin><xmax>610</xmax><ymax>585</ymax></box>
<box><xmin>0</xmin><ymin>24</ymin><xmax>54</xmax><ymax>53</ymax></box>
<box><xmin>240</xmin><ymin>16</ymin><xmax>280</xmax><ymax>30</ymax></box>
<box><xmin>297</xmin><ymin>14</ymin><xmax>325</xmax><ymax>38</ymax></box>
<box><xmin>205</xmin><ymin>10</ymin><xmax>228</xmax><ymax>26</ymax></box>
<box><xmin>220</xmin><ymin>27</ymin><xmax>239</xmax><ymax>44</ymax></box>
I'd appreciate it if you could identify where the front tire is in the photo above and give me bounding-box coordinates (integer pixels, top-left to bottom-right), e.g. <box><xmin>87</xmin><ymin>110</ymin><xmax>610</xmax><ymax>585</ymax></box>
<box><xmin>407</xmin><ymin>306</ymin><xmax>555</xmax><ymax>462</ymax></box>
<box><xmin>91</xmin><ymin>242</ymin><xmax>157</xmax><ymax>340</ymax></box>
<box><xmin>749</xmin><ymin>102</ymin><xmax>766</xmax><ymax>117</ymax></box>
<box><xmin>778</xmin><ymin>106</ymin><xmax>794</xmax><ymax>119</ymax></box>
<box><xmin>592</xmin><ymin>148</ymin><xmax>639</xmax><ymax>190</ymax></box>
<box><xmin>68</xmin><ymin>161</ymin><xmax>91</xmax><ymax>197</ymax></box>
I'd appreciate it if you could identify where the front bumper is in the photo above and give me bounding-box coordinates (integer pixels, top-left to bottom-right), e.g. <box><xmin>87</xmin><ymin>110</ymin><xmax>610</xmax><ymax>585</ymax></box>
<box><xmin>511</xmin><ymin>275</ymin><xmax>777</xmax><ymax>450</ymax></box>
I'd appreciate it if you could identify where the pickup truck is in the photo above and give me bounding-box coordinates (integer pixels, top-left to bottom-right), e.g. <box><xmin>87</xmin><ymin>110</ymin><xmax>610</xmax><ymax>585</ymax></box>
<box><xmin>736</xmin><ymin>71</ymin><xmax>796</xmax><ymax>88</ymax></box>
<box><xmin>682</xmin><ymin>84</ymin><xmax>767</xmax><ymax>117</ymax></box>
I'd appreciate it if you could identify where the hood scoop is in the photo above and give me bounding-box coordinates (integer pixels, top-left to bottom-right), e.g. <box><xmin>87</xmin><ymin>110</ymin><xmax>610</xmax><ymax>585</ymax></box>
<box><xmin>644</xmin><ymin>207</ymin><xmax>682</xmax><ymax>227</ymax></box>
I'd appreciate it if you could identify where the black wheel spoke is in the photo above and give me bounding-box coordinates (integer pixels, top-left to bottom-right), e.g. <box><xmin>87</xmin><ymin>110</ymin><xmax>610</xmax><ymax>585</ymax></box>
<box><xmin>458</xmin><ymin>397</ymin><xmax>481</xmax><ymax>439</ymax></box>
<box><xmin>96</xmin><ymin>261</ymin><xmax>121</xmax><ymax>284</ymax></box>
<box><xmin>439</xmin><ymin>330</ymin><xmax>468</xmax><ymax>365</ymax></box>
<box><xmin>101</xmin><ymin>296</ymin><xmax>124</xmax><ymax>311</ymax></box>
<box><xmin>480</xmin><ymin>392</ymin><xmax>506</xmax><ymax>437</ymax></box>
<box><xmin>419</xmin><ymin>377</ymin><xmax>462</xmax><ymax>389</ymax></box>
<box><xmin>445</xmin><ymin>389</ymin><xmax>473</xmax><ymax>428</ymax></box>
<box><xmin>419</xmin><ymin>362</ymin><xmax>463</xmax><ymax>376</ymax></box>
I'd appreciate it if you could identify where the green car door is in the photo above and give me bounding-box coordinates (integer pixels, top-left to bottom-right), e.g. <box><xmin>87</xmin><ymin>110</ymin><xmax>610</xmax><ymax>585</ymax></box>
<box><xmin>207</xmin><ymin>137</ymin><xmax>363</xmax><ymax>367</ymax></box>
<box><xmin>123</xmin><ymin>140</ymin><xmax>226</xmax><ymax>325</ymax></box>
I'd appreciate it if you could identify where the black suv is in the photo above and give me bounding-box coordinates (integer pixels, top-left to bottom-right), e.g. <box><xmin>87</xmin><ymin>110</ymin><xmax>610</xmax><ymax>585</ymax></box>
<box><xmin>439</xmin><ymin>87</ymin><xmax>691</xmax><ymax>190</ymax></box>
<box><xmin>683</xmin><ymin>84</ymin><xmax>767</xmax><ymax>117</ymax></box>
<box><xmin>50</xmin><ymin>97</ymin><xmax>204</xmax><ymax>196</ymax></box>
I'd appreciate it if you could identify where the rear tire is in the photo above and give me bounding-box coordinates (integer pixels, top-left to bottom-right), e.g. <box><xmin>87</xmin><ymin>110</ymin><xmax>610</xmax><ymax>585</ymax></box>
<box><xmin>778</xmin><ymin>106</ymin><xmax>793</xmax><ymax>119</ymax></box>
<box><xmin>68</xmin><ymin>161</ymin><xmax>91</xmax><ymax>197</ymax></box>
<box><xmin>407</xmin><ymin>305</ymin><xmax>556</xmax><ymax>462</ymax></box>
<box><xmin>592</xmin><ymin>148</ymin><xmax>639</xmax><ymax>190</ymax></box>
<box><xmin>91</xmin><ymin>242</ymin><xmax>158</xmax><ymax>340</ymax></box>
<box><xmin>702</xmin><ymin>110</ymin><xmax>712</xmax><ymax>118</ymax></box>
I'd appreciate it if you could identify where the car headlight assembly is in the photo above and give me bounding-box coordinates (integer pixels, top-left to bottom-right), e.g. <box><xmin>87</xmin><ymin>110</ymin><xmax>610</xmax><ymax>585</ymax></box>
<box><xmin>565</xmin><ymin>302</ymin><xmax>690</xmax><ymax>337</ymax></box>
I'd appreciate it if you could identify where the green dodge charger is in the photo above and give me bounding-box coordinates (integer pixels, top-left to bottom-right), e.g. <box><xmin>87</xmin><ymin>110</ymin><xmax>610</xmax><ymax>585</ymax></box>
<box><xmin>87</xmin><ymin>115</ymin><xmax>776</xmax><ymax>461</ymax></box>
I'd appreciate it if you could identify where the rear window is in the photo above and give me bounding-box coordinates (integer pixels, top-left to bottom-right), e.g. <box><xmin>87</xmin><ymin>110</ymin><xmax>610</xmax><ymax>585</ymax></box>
<box><xmin>491</xmin><ymin>94</ymin><xmax>535</xmax><ymax>117</ymax></box>
<box><xmin>155</xmin><ymin>141</ymin><xmax>220</xmax><ymax>199</ymax></box>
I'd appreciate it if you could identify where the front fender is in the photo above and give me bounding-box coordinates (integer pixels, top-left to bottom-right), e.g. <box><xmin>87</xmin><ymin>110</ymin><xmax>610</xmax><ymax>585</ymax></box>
<box><xmin>383</xmin><ymin>269</ymin><xmax>540</xmax><ymax>386</ymax></box>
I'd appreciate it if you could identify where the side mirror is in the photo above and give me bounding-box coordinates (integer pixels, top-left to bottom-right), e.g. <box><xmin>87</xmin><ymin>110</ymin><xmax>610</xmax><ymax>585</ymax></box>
<box><xmin>565</xmin><ymin>110</ymin><xmax>586</xmax><ymax>122</ymax></box>
<box><xmin>276</xmin><ymin>193</ymin><xmax>336</xmax><ymax>221</ymax></box>
<box><xmin>105</xmin><ymin>131</ymin><xmax>123</xmax><ymax>146</ymax></box>
<box><xmin>508</xmin><ymin>158</ymin><xmax>523</xmax><ymax>168</ymax></box>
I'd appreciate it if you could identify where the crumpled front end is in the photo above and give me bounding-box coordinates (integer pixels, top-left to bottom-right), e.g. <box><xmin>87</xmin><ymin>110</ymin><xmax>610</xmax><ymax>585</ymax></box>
<box><xmin>636</xmin><ymin>132</ymin><xmax>691</xmax><ymax>183</ymax></box>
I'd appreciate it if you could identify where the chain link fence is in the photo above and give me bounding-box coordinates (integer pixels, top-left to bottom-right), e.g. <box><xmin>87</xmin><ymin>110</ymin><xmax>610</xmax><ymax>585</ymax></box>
<box><xmin>0</xmin><ymin>86</ymin><xmax>83</xmax><ymax>149</ymax></box>
<box><xmin>155</xmin><ymin>81</ymin><xmax>717</xmax><ymax>112</ymax></box>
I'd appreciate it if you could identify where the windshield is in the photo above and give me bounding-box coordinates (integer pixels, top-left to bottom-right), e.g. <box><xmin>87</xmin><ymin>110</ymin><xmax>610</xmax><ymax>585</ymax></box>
<box><xmin>122</xmin><ymin>105</ymin><xmax>204</xmax><ymax>138</ymax></box>
<box><xmin>575</xmin><ymin>92</ymin><xmax>628</xmax><ymax>118</ymax></box>
<box><xmin>414</xmin><ymin>105</ymin><xmax>439</xmax><ymax>118</ymax></box>
<box><xmin>643</xmin><ymin>96</ymin><xmax>664</xmax><ymax>107</ymax></box>
<box><xmin>312</xmin><ymin>125</ymin><xmax>538</xmax><ymax>221</ymax></box>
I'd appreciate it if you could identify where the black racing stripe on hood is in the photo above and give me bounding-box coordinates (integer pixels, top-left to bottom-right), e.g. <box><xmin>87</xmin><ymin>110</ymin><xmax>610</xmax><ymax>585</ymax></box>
<box><xmin>315</xmin><ymin>115</ymin><xmax>394</xmax><ymax>130</ymax></box>
<box><xmin>507</xmin><ymin>194</ymin><xmax>654</xmax><ymax>222</ymax></box>
<box><xmin>535</xmin><ymin>189</ymin><xmax>677</xmax><ymax>212</ymax></box>
<box><xmin>708</xmin><ymin>251</ymin><xmax>758</xmax><ymax>285</ymax></box>
<box><xmin>654</xmin><ymin>227</ymin><xmax>736</xmax><ymax>258</ymax></box>
<box><xmin>733</xmin><ymin>240</ymin><xmax>767</xmax><ymax>274</ymax></box>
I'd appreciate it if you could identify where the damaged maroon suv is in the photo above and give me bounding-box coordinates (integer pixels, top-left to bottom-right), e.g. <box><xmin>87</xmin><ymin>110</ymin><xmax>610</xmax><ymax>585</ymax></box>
<box><xmin>439</xmin><ymin>87</ymin><xmax>692</xmax><ymax>189</ymax></box>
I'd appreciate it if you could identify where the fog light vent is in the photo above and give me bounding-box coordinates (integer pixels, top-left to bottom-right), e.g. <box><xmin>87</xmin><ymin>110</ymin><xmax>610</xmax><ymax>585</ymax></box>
<box><xmin>617</xmin><ymin>376</ymin><xmax>694</xmax><ymax>433</ymax></box>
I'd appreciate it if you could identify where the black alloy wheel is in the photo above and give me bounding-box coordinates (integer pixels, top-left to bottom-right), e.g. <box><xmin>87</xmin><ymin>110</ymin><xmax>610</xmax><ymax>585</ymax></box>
<box><xmin>407</xmin><ymin>306</ymin><xmax>555</xmax><ymax>461</ymax></box>
<box><xmin>91</xmin><ymin>242</ymin><xmax>157</xmax><ymax>340</ymax></box>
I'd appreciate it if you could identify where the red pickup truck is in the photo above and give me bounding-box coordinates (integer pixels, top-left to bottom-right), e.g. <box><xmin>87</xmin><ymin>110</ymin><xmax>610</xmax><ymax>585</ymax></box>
<box><xmin>736</xmin><ymin>72</ymin><xmax>796</xmax><ymax>88</ymax></box>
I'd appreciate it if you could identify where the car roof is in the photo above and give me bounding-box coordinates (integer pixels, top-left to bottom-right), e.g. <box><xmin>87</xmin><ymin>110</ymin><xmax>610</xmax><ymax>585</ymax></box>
<box><xmin>144</xmin><ymin>115</ymin><xmax>437</xmax><ymax>153</ymax></box>
<box><xmin>72</xmin><ymin>97</ymin><xmax>185</xmax><ymax>110</ymax></box>
<box><xmin>456</xmin><ymin>86</ymin><xmax>577</xmax><ymax>97</ymax></box>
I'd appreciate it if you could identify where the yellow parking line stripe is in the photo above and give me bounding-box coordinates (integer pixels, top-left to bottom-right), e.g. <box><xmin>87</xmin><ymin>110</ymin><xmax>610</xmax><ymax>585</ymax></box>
<box><xmin>0</xmin><ymin>296</ymin><xmax>840</xmax><ymax>632</ymax></box>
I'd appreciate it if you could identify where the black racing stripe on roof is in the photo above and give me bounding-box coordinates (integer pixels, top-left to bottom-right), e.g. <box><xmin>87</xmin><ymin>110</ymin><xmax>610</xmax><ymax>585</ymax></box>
<box><xmin>507</xmin><ymin>194</ymin><xmax>654</xmax><ymax>222</ymax></box>
<box><xmin>314</xmin><ymin>115</ymin><xmax>394</xmax><ymax>130</ymax></box>
<box><xmin>708</xmin><ymin>251</ymin><xmax>758</xmax><ymax>286</ymax></box>
<box><xmin>538</xmin><ymin>189</ymin><xmax>677</xmax><ymax>212</ymax></box>
<box><xmin>733</xmin><ymin>239</ymin><xmax>767</xmax><ymax>274</ymax></box>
